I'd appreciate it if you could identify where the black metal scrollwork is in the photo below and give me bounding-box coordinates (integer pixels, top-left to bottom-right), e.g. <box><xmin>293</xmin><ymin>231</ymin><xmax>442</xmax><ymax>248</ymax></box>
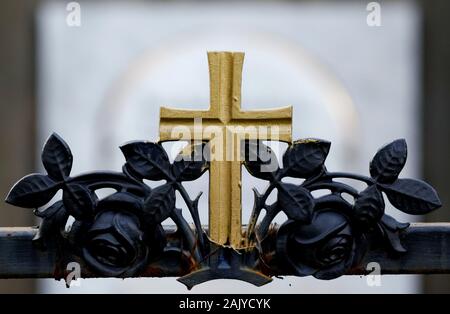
<box><xmin>5</xmin><ymin>134</ymin><xmax>442</xmax><ymax>285</ymax></box>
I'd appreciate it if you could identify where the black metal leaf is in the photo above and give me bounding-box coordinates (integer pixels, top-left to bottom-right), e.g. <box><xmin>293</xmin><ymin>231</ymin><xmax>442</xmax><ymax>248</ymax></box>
<box><xmin>41</xmin><ymin>133</ymin><xmax>73</xmax><ymax>181</ymax></box>
<box><xmin>172</xmin><ymin>143</ymin><xmax>208</xmax><ymax>181</ymax></box>
<box><xmin>353</xmin><ymin>185</ymin><xmax>385</xmax><ymax>228</ymax></box>
<box><xmin>243</xmin><ymin>140</ymin><xmax>279</xmax><ymax>180</ymax></box>
<box><xmin>33</xmin><ymin>203</ymin><xmax>68</xmax><ymax>248</ymax></box>
<box><xmin>282</xmin><ymin>139</ymin><xmax>330</xmax><ymax>178</ymax></box>
<box><xmin>381</xmin><ymin>213</ymin><xmax>410</xmax><ymax>230</ymax></box>
<box><xmin>143</xmin><ymin>184</ymin><xmax>175</xmax><ymax>224</ymax></box>
<box><xmin>382</xmin><ymin>228</ymin><xmax>406</xmax><ymax>253</ymax></box>
<box><xmin>120</xmin><ymin>142</ymin><xmax>171</xmax><ymax>181</ymax></box>
<box><xmin>370</xmin><ymin>139</ymin><xmax>407</xmax><ymax>183</ymax></box>
<box><xmin>278</xmin><ymin>183</ymin><xmax>314</xmax><ymax>222</ymax></box>
<box><xmin>34</xmin><ymin>200</ymin><xmax>65</xmax><ymax>218</ymax></box>
<box><xmin>380</xmin><ymin>178</ymin><xmax>441</xmax><ymax>214</ymax></box>
<box><xmin>378</xmin><ymin>214</ymin><xmax>410</xmax><ymax>253</ymax></box>
<box><xmin>63</xmin><ymin>183</ymin><xmax>96</xmax><ymax>220</ymax></box>
<box><xmin>5</xmin><ymin>174</ymin><xmax>59</xmax><ymax>208</ymax></box>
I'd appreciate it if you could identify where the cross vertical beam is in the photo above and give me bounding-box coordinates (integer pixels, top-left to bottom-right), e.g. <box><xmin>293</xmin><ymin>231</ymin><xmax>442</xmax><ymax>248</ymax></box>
<box><xmin>208</xmin><ymin>52</ymin><xmax>238</xmax><ymax>245</ymax></box>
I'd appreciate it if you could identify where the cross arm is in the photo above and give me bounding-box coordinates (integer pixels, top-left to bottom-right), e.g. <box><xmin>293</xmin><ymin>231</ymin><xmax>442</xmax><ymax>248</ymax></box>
<box><xmin>160</xmin><ymin>106</ymin><xmax>214</xmax><ymax>119</ymax></box>
<box><xmin>231</xmin><ymin>105</ymin><xmax>293</xmax><ymax>121</ymax></box>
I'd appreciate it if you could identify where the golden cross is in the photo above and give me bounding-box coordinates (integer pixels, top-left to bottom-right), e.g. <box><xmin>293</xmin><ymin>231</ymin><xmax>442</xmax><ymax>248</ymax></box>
<box><xmin>159</xmin><ymin>52</ymin><xmax>292</xmax><ymax>248</ymax></box>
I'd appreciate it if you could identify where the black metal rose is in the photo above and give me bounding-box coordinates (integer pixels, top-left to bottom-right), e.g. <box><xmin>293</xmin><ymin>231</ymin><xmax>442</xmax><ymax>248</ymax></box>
<box><xmin>277</xmin><ymin>210</ymin><xmax>356</xmax><ymax>280</ymax></box>
<box><xmin>82</xmin><ymin>192</ymin><xmax>165</xmax><ymax>277</ymax></box>
<box><xmin>82</xmin><ymin>210</ymin><xmax>147</xmax><ymax>276</ymax></box>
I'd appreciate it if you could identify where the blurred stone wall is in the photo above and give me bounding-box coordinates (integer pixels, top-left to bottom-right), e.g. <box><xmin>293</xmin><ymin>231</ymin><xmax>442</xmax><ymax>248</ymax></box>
<box><xmin>0</xmin><ymin>0</ymin><xmax>37</xmax><ymax>293</ymax></box>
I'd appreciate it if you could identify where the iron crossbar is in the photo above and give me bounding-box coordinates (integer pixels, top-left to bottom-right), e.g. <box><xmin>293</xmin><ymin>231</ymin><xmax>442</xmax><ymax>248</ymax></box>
<box><xmin>0</xmin><ymin>223</ymin><xmax>449</xmax><ymax>279</ymax></box>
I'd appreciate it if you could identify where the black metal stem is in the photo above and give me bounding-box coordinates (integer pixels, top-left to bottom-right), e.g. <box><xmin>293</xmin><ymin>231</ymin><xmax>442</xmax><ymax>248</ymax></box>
<box><xmin>322</xmin><ymin>172</ymin><xmax>375</xmax><ymax>185</ymax></box>
<box><xmin>170</xmin><ymin>208</ymin><xmax>202</xmax><ymax>262</ymax></box>
<box><xmin>247</xmin><ymin>181</ymin><xmax>278</xmax><ymax>241</ymax></box>
<box><xmin>175</xmin><ymin>182</ymin><xmax>205</xmax><ymax>251</ymax></box>
<box><xmin>69</xmin><ymin>171</ymin><xmax>150</xmax><ymax>196</ymax></box>
<box><xmin>306</xmin><ymin>182</ymin><xmax>360</xmax><ymax>197</ymax></box>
